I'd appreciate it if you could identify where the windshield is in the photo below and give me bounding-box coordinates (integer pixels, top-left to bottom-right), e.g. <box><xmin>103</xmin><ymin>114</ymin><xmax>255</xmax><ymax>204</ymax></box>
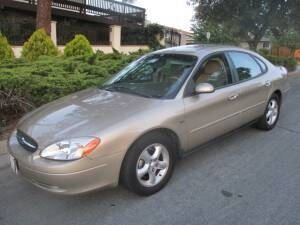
<box><xmin>101</xmin><ymin>54</ymin><xmax>198</xmax><ymax>99</ymax></box>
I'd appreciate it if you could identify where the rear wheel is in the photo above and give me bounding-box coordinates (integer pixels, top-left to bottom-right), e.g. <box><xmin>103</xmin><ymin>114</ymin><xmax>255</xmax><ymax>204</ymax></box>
<box><xmin>256</xmin><ymin>94</ymin><xmax>280</xmax><ymax>130</ymax></box>
<box><xmin>120</xmin><ymin>132</ymin><xmax>176</xmax><ymax>196</ymax></box>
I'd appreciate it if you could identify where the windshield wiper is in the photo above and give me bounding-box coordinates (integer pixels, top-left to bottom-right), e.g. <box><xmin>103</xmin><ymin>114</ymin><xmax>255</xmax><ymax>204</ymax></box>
<box><xmin>103</xmin><ymin>85</ymin><xmax>155</xmax><ymax>98</ymax></box>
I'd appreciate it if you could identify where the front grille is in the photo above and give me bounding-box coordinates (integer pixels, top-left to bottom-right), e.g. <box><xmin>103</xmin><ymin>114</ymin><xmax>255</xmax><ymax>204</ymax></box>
<box><xmin>16</xmin><ymin>130</ymin><xmax>38</xmax><ymax>153</ymax></box>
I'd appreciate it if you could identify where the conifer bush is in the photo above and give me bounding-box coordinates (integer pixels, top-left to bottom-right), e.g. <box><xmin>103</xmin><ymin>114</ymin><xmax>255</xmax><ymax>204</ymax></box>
<box><xmin>0</xmin><ymin>34</ymin><xmax>14</xmax><ymax>61</ymax></box>
<box><xmin>0</xmin><ymin>49</ymin><xmax>148</xmax><ymax>126</ymax></box>
<box><xmin>64</xmin><ymin>34</ymin><xmax>93</xmax><ymax>57</ymax></box>
<box><xmin>21</xmin><ymin>29</ymin><xmax>59</xmax><ymax>61</ymax></box>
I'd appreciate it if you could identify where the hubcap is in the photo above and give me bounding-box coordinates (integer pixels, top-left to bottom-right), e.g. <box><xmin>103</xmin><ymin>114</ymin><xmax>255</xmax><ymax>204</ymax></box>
<box><xmin>136</xmin><ymin>143</ymin><xmax>170</xmax><ymax>187</ymax></box>
<box><xmin>266</xmin><ymin>99</ymin><xmax>279</xmax><ymax>126</ymax></box>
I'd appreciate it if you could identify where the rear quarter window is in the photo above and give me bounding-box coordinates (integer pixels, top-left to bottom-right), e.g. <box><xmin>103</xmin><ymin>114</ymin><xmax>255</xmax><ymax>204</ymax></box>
<box><xmin>254</xmin><ymin>57</ymin><xmax>268</xmax><ymax>73</ymax></box>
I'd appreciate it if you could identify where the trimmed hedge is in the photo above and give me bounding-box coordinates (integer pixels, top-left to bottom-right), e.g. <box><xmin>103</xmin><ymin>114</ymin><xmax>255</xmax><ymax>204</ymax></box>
<box><xmin>257</xmin><ymin>48</ymin><xmax>270</xmax><ymax>56</ymax></box>
<box><xmin>0</xmin><ymin>34</ymin><xmax>14</xmax><ymax>60</ymax></box>
<box><xmin>64</xmin><ymin>34</ymin><xmax>93</xmax><ymax>57</ymax></box>
<box><xmin>258</xmin><ymin>50</ymin><xmax>297</xmax><ymax>72</ymax></box>
<box><xmin>264</xmin><ymin>55</ymin><xmax>297</xmax><ymax>72</ymax></box>
<box><xmin>0</xmin><ymin>51</ymin><xmax>145</xmax><ymax>110</ymax></box>
<box><xmin>22</xmin><ymin>29</ymin><xmax>59</xmax><ymax>61</ymax></box>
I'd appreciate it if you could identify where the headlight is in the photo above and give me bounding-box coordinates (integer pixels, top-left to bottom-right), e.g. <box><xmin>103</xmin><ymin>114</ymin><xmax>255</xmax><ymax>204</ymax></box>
<box><xmin>40</xmin><ymin>137</ymin><xmax>100</xmax><ymax>161</ymax></box>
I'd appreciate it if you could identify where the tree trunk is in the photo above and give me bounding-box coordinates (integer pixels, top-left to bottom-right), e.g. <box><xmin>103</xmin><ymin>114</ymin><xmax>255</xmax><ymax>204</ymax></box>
<box><xmin>36</xmin><ymin>0</ymin><xmax>52</xmax><ymax>35</ymax></box>
<box><xmin>248</xmin><ymin>40</ymin><xmax>259</xmax><ymax>52</ymax></box>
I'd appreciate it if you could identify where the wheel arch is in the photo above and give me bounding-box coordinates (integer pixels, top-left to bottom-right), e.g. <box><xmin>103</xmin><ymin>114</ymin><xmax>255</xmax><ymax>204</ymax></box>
<box><xmin>273</xmin><ymin>89</ymin><xmax>282</xmax><ymax>105</ymax></box>
<box><xmin>128</xmin><ymin>128</ymin><xmax>182</xmax><ymax>158</ymax></box>
<box><xmin>118</xmin><ymin>127</ymin><xmax>181</xmax><ymax>185</ymax></box>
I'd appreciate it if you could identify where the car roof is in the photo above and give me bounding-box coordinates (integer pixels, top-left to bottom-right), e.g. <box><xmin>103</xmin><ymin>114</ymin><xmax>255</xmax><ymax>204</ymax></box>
<box><xmin>153</xmin><ymin>44</ymin><xmax>252</xmax><ymax>57</ymax></box>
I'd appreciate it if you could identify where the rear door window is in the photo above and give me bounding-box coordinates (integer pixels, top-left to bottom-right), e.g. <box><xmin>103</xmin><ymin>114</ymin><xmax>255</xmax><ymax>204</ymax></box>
<box><xmin>228</xmin><ymin>52</ymin><xmax>262</xmax><ymax>81</ymax></box>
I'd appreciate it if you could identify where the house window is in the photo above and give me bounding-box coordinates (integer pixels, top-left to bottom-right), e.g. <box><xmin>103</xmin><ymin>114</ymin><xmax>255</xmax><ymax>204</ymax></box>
<box><xmin>263</xmin><ymin>42</ymin><xmax>270</xmax><ymax>48</ymax></box>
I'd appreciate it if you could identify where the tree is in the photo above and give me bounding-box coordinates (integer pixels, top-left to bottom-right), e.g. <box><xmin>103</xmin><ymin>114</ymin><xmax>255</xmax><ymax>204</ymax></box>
<box><xmin>273</xmin><ymin>29</ymin><xmax>300</xmax><ymax>57</ymax></box>
<box><xmin>36</xmin><ymin>0</ymin><xmax>52</xmax><ymax>35</ymax></box>
<box><xmin>192</xmin><ymin>21</ymin><xmax>238</xmax><ymax>44</ymax></box>
<box><xmin>189</xmin><ymin>0</ymin><xmax>300</xmax><ymax>51</ymax></box>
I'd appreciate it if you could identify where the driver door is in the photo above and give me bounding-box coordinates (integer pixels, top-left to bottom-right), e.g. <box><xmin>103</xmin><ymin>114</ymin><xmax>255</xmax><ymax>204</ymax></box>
<box><xmin>183</xmin><ymin>53</ymin><xmax>245</xmax><ymax>150</ymax></box>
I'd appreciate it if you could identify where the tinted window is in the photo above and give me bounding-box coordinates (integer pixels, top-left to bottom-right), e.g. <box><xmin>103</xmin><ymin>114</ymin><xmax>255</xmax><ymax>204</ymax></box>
<box><xmin>193</xmin><ymin>54</ymin><xmax>232</xmax><ymax>89</ymax></box>
<box><xmin>229</xmin><ymin>52</ymin><xmax>262</xmax><ymax>81</ymax></box>
<box><xmin>255</xmin><ymin>57</ymin><xmax>267</xmax><ymax>73</ymax></box>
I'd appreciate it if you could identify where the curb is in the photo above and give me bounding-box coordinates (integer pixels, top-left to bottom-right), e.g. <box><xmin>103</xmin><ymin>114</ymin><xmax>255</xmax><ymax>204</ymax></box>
<box><xmin>288</xmin><ymin>71</ymin><xmax>300</xmax><ymax>77</ymax></box>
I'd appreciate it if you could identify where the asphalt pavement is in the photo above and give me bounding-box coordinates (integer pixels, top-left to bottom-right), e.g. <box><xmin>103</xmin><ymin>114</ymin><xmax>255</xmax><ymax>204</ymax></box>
<box><xmin>0</xmin><ymin>75</ymin><xmax>300</xmax><ymax>225</ymax></box>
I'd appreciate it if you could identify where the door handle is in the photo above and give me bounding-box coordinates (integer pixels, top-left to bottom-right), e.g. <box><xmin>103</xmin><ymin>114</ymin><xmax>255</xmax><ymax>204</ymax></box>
<box><xmin>265</xmin><ymin>80</ymin><xmax>271</xmax><ymax>87</ymax></box>
<box><xmin>228</xmin><ymin>94</ymin><xmax>239</xmax><ymax>101</ymax></box>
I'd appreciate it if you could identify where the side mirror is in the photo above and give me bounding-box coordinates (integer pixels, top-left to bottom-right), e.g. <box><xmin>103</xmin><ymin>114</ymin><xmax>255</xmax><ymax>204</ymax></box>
<box><xmin>195</xmin><ymin>83</ymin><xmax>215</xmax><ymax>94</ymax></box>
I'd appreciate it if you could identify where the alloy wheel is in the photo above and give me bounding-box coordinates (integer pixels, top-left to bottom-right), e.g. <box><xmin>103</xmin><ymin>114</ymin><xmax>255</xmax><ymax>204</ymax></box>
<box><xmin>136</xmin><ymin>143</ymin><xmax>170</xmax><ymax>187</ymax></box>
<box><xmin>266</xmin><ymin>99</ymin><xmax>279</xmax><ymax>126</ymax></box>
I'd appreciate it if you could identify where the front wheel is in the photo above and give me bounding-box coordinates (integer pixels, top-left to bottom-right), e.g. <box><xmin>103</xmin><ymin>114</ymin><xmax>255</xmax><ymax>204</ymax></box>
<box><xmin>256</xmin><ymin>94</ymin><xmax>280</xmax><ymax>130</ymax></box>
<box><xmin>120</xmin><ymin>132</ymin><xmax>176</xmax><ymax>196</ymax></box>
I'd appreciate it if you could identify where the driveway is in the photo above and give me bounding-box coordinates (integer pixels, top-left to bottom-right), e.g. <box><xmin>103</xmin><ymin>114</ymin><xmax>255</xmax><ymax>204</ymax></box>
<box><xmin>0</xmin><ymin>75</ymin><xmax>300</xmax><ymax>225</ymax></box>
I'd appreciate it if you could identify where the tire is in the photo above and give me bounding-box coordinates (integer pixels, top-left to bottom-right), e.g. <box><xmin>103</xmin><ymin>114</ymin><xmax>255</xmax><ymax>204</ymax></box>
<box><xmin>120</xmin><ymin>132</ymin><xmax>176</xmax><ymax>196</ymax></box>
<box><xmin>256</xmin><ymin>94</ymin><xmax>280</xmax><ymax>130</ymax></box>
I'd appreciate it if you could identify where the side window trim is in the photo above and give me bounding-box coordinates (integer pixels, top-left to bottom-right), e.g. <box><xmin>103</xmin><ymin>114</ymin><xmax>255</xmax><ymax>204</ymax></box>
<box><xmin>226</xmin><ymin>50</ymin><xmax>266</xmax><ymax>84</ymax></box>
<box><xmin>183</xmin><ymin>51</ymin><xmax>236</xmax><ymax>98</ymax></box>
<box><xmin>224</xmin><ymin>51</ymin><xmax>240</xmax><ymax>83</ymax></box>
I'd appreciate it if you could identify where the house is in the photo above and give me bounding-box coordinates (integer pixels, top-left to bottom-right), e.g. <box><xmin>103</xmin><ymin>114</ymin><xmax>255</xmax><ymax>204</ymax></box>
<box><xmin>158</xmin><ymin>25</ymin><xmax>193</xmax><ymax>47</ymax></box>
<box><xmin>0</xmin><ymin>0</ymin><xmax>149</xmax><ymax>56</ymax></box>
<box><xmin>239</xmin><ymin>37</ymin><xmax>272</xmax><ymax>51</ymax></box>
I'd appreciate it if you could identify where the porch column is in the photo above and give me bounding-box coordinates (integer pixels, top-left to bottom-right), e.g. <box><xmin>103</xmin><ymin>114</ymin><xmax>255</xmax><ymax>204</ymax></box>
<box><xmin>51</xmin><ymin>21</ymin><xmax>57</xmax><ymax>46</ymax></box>
<box><xmin>110</xmin><ymin>25</ymin><xmax>121</xmax><ymax>51</ymax></box>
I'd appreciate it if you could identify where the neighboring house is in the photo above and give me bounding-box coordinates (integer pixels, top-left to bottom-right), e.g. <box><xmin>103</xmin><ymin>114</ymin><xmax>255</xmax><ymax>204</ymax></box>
<box><xmin>158</xmin><ymin>25</ymin><xmax>193</xmax><ymax>47</ymax></box>
<box><xmin>0</xmin><ymin>0</ymin><xmax>148</xmax><ymax>56</ymax></box>
<box><xmin>239</xmin><ymin>37</ymin><xmax>272</xmax><ymax>50</ymax></box>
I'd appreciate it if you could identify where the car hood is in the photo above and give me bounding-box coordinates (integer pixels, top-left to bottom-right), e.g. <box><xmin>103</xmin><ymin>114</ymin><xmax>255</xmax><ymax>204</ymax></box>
<box><xmin>17</xmin><ymin>88</ymin><xmax>156</xmax><ymax>149</ymax></box>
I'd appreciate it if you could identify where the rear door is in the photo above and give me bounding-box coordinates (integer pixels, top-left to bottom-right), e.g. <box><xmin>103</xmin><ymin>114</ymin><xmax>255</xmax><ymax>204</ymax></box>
<box><xmin>227</xmin><ymin>51</ymin><xmax>271</xmax><ymax>122</ymax></box>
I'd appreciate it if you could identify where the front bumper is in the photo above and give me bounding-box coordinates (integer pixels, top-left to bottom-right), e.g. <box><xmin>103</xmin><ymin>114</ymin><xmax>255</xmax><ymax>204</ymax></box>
<box><xmin>7</xmin><ymin>132</ymin><xmax>123</xmax><ymax>195</ymax></box>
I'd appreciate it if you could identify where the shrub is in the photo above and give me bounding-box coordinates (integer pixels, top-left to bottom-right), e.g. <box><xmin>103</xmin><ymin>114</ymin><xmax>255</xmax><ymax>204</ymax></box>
<box><xmin>0</xmin><ymin>49</ymin><xmax>148</xmax><ymax>129</ymax></box>
<box><xmin>64</xmin><ymin>34</ymin><xmax>93</xmax><ymax>57</ymax></box>
<box><xmin>257</xmin><ymin>48</ymin><xmax>270</xmax><ymax>56</ymax></box>
<box><xmin>21</xmin><ymin>29</ymin><xmax>59</xmax><ymax>61</ymax></box>
<box><xmin>0</xmin><ymin>34</ymin><xmax>14</xmax><ymax>60</ymax></box>
<box><xmin>0</xmin><ymin>50</ymin><xmax>145</xmax><ymax>106</ymax></box>
<box><xmin>146</xmin><ymin>23</ymin><xmax>164</xmax><ymax>50</ymax></box>
<box><xmin>264</xmin><ymin>55</ymin><xmax>297</xmax><ymax>71</ymax></box>
<box><xmin>0</xmin><ymin>89</ymin><xmax>34</xmax><ymax>115</ymax></box>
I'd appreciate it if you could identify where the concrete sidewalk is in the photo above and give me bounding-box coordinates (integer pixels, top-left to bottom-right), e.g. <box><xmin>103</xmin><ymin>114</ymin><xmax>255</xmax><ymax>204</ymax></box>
<box><xmin>289</xmin><ymin>70</ymin><xmax>300</xmax><ymax>77</ymax></box>
<box><xmin>0</xmin><ymin>140</ymin><xmax>7</xmax><ymax>156</ymax></box>
<box><xmin>288</xmin><ymin>65</ymin><xmax>300</xmax><ymax>77</ymax></box>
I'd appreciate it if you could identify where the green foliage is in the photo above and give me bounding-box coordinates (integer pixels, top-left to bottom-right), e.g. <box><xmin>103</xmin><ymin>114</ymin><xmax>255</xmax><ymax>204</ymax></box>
<box><xmin>263</xmin><ymin>55</ymin><xmax>297</xmax><ymax>72</ymax></box>
<box><xmin>146</xmin><ymin>23</ymin><xmax>164</xmax><ymax>50</ymax></box>
<box><xmin>0</xmin><ymin>50</ymin><xmax>146</xmax><ymax>109</ymax></box>
<box><xmin>64</xmin><ymin>34</ymin><xmax>93</xmax><ymax>57</ymax></box>
<box><xmin>21</xmin><ymin>29</ymin><xmax>59</xmax><ymax>61</ymax></box>
<box><xmin>258</xmin><ymin>46</ymin><xmax>297</xmax><ymax>71</ymax></box>
<box><xmin>257</xmin><ymin>48</ymin><xmax>270</xmax><ymax>56</ymax></box>
<box><xmin>272</xmin><ymin>30</ymin><xmax>300</xmax><ymax>54</ymax></box>
<box><xmin>0</xmin><ymin>34</ymin><xmax>14</xmax><ymax>61</ymax></box>
<box><xmin>192</xmin><ymin>21</ymin><xmax>238</xmax><ymax>44</ymax></box>
<box><xmin>190</xmin><ymin>0</ymin><xmax>300</xmax><ymax>50</ymax></box>
<box><xmin>121</xmin><ymin>23</ymin><xmax>164</xmax><ymax>49</ymax></box>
